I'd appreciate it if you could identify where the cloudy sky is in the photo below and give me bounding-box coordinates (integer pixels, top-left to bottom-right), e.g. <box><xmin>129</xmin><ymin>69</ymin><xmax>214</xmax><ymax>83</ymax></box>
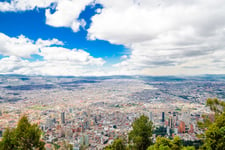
<box><xmin>0</xmin><ymin>0</ymin><xmax>225</xmax><ymax>76</ymax></box>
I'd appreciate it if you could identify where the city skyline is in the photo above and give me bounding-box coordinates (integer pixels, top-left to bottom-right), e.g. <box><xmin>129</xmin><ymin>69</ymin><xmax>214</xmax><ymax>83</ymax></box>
<box><xmin>1</xmin><ymin>75</ymin><xmax>221</xmax><ymax>149</ymax></box>
<box><xmin>1</xmin><ymin>0</ymin><xmax>225</xmax><ymax>76</ymax></box>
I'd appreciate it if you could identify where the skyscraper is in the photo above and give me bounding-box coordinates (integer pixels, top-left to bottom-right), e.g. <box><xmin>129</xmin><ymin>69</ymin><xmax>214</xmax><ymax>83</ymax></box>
<box><xmin>85</xmin><ymin>134</ymin><xmax>89</xmax><ymax>146</ymax></box>
<box><xmin>162</xmin><ymin>112</ymin><xmax>165</xmax><ymax>122</ymax></box>
<box><xmin>168</xmin><ymin>116</ymin><xmax>173</xmax><ymax>128</ymax></box>
<box><xmin>178</xmin><ymin>121</ymin><xmax>185</xmax><ymax>133</ymax></box>
<box><xmin>61</xmin><ymin>112</ymin><xmax>65</xmax><ymax>124</ymax></box>
<box><xmin>149</xmin><ymin>112</ymin><xmax>153</xmax><ymax>122</ymax></box>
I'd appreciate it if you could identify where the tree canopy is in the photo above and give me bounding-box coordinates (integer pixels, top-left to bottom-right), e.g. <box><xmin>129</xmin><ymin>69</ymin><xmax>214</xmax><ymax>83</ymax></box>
<box><xmin>147</xmin><ymin>136</ymin><xmax>195</xmax><ymax>150</ymax></box>
<box><xmin>104</xmin><ymin>138</ymin><xmax>126</xmax><ymax>150</ymax></box>
<box><xmin>198</xmin><ymin>98</ymin><xmax>225</xmax><ymax>150</ymax></box>
<box><xmin>128</xmin><ymin>115</ymin><xmax>153</xmax><ymax>150</ymax></box>
<box><xmin>0</xmin><ymin>115</ymin><xmax>45</xmax><ymax>150</ymax></box>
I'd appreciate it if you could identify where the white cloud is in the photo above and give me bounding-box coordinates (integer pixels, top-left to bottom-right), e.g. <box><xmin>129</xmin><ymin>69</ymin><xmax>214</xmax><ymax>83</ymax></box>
<box><xmin>36</xmin><ymin>38</ymin><xmax>64</xmax><ymax>47</ymax></box>
<box><xmin>0</xmin><ymin>0</ymin><xmax>57</xmax><ymax>11</ymax></box>
<box><xmin>1</xmin><ymin>0</ymin><xmax>225</xmax><ymax>75</ymax></box>
<box><xmin>120</xmin><ymin>55</ymin><xmax>128</xmax><ymax>60</ymax></box>
<box><xmin>88</xmin><ymin>0</ymin><xmax>225</xmax><ymax>75</ymax></box>
<box><xmin>0</xmin><ymin>56</ymin><xmax>105</xmax><ymax>76</ymax></box>
<box><xmin>45</xmin><ymin>0</ymin><xmax>93</xmax><ymax>32</ymax></box>
<box><xmin>0</xmin><ymin>0</ymin><xmax>93</xmax><ymax>32</ymax></box>
<box><xmin>0</xmin><ymin>33</ymin><xmax>63</xmax><ymax>58</ymax></box>
<box><xmin>0</xmin><ymin>33</ymin><xmax>105</xmax><ymax>76</ymax></box>
<box><xmin>40</xmin><ymin>47</ymin><xmax>105</xmax><ymax>66</ymax></box>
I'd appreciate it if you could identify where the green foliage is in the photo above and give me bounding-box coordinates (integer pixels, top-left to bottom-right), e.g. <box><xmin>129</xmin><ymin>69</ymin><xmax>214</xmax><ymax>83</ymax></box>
<box><xmin>206</xmin><ymin>98</ymin><xmax>225</xmax><ymax>115</ymax></box>
<box><xmin>197</xmin><ymin>98</ymin><xmax>225</xmax><ymax>130</ymax></box>
<box><xmin>197</xmin><ymin>114</ymin><xmax>213</xmax><ymax>130</ymax></box>
<box><xmin>128</xmin><ymin>115</ymin><xmax>153</xmax><ymax>150</ymax></box>
<box><xmin>0</xmin><ymin>115</ymin><xmax>45</xmax><ymax>150</ymax></box>
<box><xmin>198</xmin><ymin>98</ymin><xmax>225</xmax><ymax>150</ymax></box>
<box><xmin>181</xmin><ymin>146</ymin><xmax>196</xmax><ymax>150</ymax></box>
<box><xmin>0</xmin><ymin>128</ymin><xmax>16</xmax><ymax>150</ymax></box>
<box><xmin>172</xmin><ymin>136</ymin><xmax>182</xmax><ymax>150</ymax></box>
<box><xmin>104</xmin><ymin>138</ymin><xmax>126</xmax><ymax>150</ymax></box>
<box><xmin>200</xmin><ymin>112</ymin><xmax>225</xmax><ymax>150</ymax></box>
<box><xmin>147</xmin><ymin>136</ymin><xmax>195</xmax><ymax>150</ymax></box>
<box><xmin>181</xmin><ymin>140</ymin><xmax>202</xmax><ymax>149</ymax></box>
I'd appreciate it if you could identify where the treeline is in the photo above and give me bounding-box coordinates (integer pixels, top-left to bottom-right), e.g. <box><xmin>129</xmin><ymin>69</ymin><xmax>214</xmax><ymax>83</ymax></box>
<box><xmin>105</xmin><ymin>98</ymin><xmax>225</xmax><ymax>150</ymax></box>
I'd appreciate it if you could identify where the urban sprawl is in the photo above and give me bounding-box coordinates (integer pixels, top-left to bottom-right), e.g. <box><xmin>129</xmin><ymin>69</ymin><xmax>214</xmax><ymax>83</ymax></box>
<box><xmin>0</xmin><ymin>75</ymin><xmax>225</xmax><ymax>149</ymax></box>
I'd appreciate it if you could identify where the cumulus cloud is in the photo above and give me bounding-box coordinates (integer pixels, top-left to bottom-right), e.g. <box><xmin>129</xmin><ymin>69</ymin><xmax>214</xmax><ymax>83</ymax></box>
<box><xmin>0</xmin><ymin>0</ymin><xmax>57</xmax><ymax>11</ymax></box>
<box><xmin>39</xmin><ymin>47</ymin><xmax>105</xmax><ymax>66</ymax></box>
<box><xmin>0</xmin><ymin>33</ymin><xmax>63</xmax><ymax>58</ymax></box>
<box><xmin>88</xmin><ymin>0</ymin><xmax>225</xmax><ymax>75</ymax></box>
<box><xmin>45</xmin><ymin>0</ymin><xmax>92</xmax><ymax>32</ymax></box>
<box><xmin>0</xmin><ymin>56</ymin><xmax>105</xmax><ymax>76</ymax></box>
<box><xmin>0</xmin><ymin>33</ymin><xmax>105</xmax><ymax>76</ymax></box>
<box><xmin>0</xmin><ymin>0</ymin><xmax>93</xmax><ymax>32</ymax></box>
<box><xmin>1</xmin><ymin>0</ymin><xmax>225</xmax><ymax>75</ymax></box>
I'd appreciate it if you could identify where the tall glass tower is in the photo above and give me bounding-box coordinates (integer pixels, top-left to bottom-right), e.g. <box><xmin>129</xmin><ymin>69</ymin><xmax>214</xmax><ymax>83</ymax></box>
<box><xmin>162</xmin><ymin>112</ymin><xmax>165</xmax><ymax>122</ymax></box>
<box><xmin>61</xmin><ymin>112</ymin><xmax>65</xmax><ymax>124</ymax></box>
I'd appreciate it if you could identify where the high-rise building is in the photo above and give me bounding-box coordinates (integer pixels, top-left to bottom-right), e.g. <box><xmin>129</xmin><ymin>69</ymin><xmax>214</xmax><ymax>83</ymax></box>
<box><xmin>174</xmin><ymin>127</ymin><xmax>178</xmax><ymax>135</ymax></box>
<box><xmin>166</xmin><ymin>126</ymin><xmax>170</xmax><ymax>136</ymax></box>
<box><xmin>61</xmin><ymin>112</ymin><xmax>65</xmax><ymax>124</ymax></box>
<box><xmin>178</xmin><ymin>121</ymin><xmax>185</xmax><ymax>133</ymax></box>
<box><xmin>189</xmin><ymin>124</ymin><xmax>194</xmax><ymax>133</ymax></box>
<box><xmin>80</xmin><ymin>135</ymin><xmax>84</xmax><ymax>145</ymax></box>
<box><xmin>45</xmin><ymin>118</ymin><xmax>54</xmax><ymax>129</ymax></box>
<box><xmin>162</xmin><ymin>112</ymin><xmax>165</xmax><ymax>122</ymax></box>
<box><xmin>85</xmin><ymin>134</ymin><xmax>89</xmax><ymax>146</ymax></box>
<box><xmin>182</xmin><ymin>112</ymin><xmax>190</xmax><ymax>125</ymax></box>
<box><xmin>0</xmin><ymin>130</ymin><xmax>2</xmax><ymax>137</ymax></box>
<box><xmin>173</xmin><ymin>112</ymin><xmax>178</xmax><ymax>122</ymax></box>
<box><xmin>149</xmin><ymin>112</ymin><xmax>153</xmax><ymax>122</ymax></box>
<box><xmin>69</xmin><ymin>108</ymin><xmax>73</xmax><ymax>113</ymax></box>
<box><xmin>94</xmin><ymin>116</ymin><xmax>98</xmax><ymax>124</ymax></box>
<box><xmin>168</xmin><ymin>116</ymin><xmax>173</xmax><ymax>128</ymax></box>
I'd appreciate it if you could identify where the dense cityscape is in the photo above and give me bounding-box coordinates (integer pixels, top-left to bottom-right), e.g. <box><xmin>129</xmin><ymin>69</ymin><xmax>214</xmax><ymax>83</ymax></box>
<box><xmin>0</xmin><ymin>75</ymin><xmax>224</xmax><ymax>149</ymax></box>
<box><xmin>1</xmin><ymin>0</ymin><xmax>225</xmax><ymax>149</ymax></box>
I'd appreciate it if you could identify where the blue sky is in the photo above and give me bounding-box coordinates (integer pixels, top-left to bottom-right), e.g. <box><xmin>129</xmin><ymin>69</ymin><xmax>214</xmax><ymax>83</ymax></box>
<box><xmin>0</xmin><ymin>0</ymin><xmax>225</xmax><ymax>76</ymax></box>
<box><xmin>0</xmin><ymin>4</ymin><xmax>127</xmax><ymax>63</ymax></box>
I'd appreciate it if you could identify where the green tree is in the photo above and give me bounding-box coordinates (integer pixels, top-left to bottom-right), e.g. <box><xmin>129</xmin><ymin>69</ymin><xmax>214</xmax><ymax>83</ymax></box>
<box><xmin>181</xmin><ymin>146</ymin><xmax>196</xmax><ymax>150</ymax></box>
<box><xmin>206</xmin><ymin>98</ymin><xmax>225</xmax><ymax>115</ymax></box>
<box><xmin>198</xmin><ymin>98</ymin><xmax>225</xmax><ymax>150</ymax></box>
<box><xmin>128</xmin><ymin>115</ymin><xmax>153</xmax><ymax>150</ymax></box>
<box><xmin>147</xmin><ymin>136</ymin><xmax>173</xmax><ymax>150</ymax></box>
<box><xmin>147</xmin><ymin>136</ymin><xmax>195</xmax><ymax>150</ymax></box>
<box><xmin>0</xmin><ymin>115</ymin><xmax>45</xmax><ymax>150</ymax></box>
<box><xmin>0</xmin><ymin>128</ymin><xmax>16</xmax><ymax>150</ymax></box>
<box><xmin>104</xmin><ymin>138</ymin><xmax>126</xmax><ymax>150</ymax></box>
